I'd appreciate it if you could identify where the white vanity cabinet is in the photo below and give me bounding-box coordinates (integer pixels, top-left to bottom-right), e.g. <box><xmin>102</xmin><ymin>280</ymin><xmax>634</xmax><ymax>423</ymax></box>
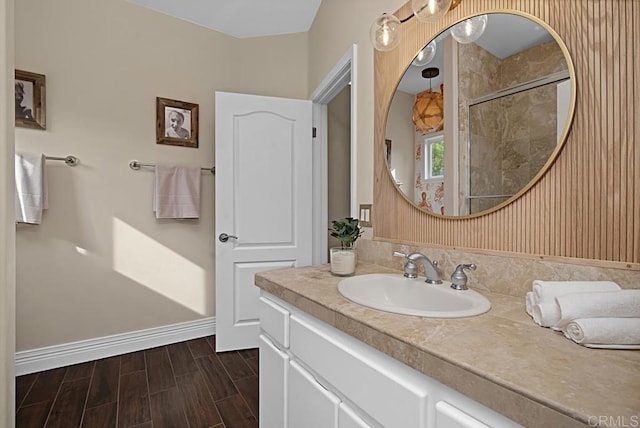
<box><xmin>289</xmin><ymin>359</ymin><xmax>341</xmax><ymax>427</ymax></box>
<box><xmin>258</xmin><ymin>291</ymin><xmax>521</xmax><ymax>428</ymax></box>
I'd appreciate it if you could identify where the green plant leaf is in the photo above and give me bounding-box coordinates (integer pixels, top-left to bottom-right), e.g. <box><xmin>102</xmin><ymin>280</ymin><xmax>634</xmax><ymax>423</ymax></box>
<box><xmin>328</xmin><ymin>217</ymin><xmax>363</xmax><ymax>248</ymax></box>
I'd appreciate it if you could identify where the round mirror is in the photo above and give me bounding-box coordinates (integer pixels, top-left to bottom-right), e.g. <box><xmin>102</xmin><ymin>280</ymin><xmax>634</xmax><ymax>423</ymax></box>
<box><xmin>385</xmin><ymin>12</ymin><xmax>575</xmax><ymax>217</ymax></box>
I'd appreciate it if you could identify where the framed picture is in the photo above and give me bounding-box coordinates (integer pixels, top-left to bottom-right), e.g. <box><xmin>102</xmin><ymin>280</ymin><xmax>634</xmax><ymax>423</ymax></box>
<box><xmin>15</xmin><ymin>70</ymin><xmax>46</xmax><ymax>130</ymax></box>
<box><xmin>156</xmin><ymin>97</ymin><xmax>199</xmax><ymax>148</ymax></box>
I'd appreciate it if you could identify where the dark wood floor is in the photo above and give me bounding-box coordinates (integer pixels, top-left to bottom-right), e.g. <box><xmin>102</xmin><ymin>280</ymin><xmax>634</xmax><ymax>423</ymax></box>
<box><xmin>15</xmin><ymin>336</ymin><xmax>259</xmax><ymax>428</ymax></box>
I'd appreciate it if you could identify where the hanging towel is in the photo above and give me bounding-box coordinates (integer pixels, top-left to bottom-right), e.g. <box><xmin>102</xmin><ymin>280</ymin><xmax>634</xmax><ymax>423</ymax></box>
<box><xmin>153</xmin><ymin>164</ymin><xmax>201</xmax><ymax>219</ymax></box>
<box><xmin>555</xmin><ymin>289</ymin><xmax>640</xmax><ymax>328</ymax></box>
<box><xmin>15</xmin><ymin>153</ymin><xmax>48</xmax><ymax>224</ymax></box>
<box><xmin>562</xmin><ymin>318</ymin><xmax>640</xmax><ymax>349</ymax></box>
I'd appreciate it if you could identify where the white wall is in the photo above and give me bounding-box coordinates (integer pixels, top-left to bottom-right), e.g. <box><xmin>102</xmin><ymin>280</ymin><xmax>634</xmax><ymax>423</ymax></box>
<box><xmin>1</xmin><ymin>0</ymin><xmax>16</xmax><ymax>423</ymax></box>
<box><xmin>386</xmin><ymin>90</ymin><xmax>415</xmax><ymax>193</ymax></box>
<box><xmin>14</xmin><ymin>0</ymin><xmax>309</xmax><ymax>351</ymax></box>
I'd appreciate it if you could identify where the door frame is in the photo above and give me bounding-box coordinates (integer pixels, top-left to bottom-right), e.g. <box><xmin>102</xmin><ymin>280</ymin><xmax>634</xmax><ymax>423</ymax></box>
<box><xmin>311</xmin><ymin>44</ymin><xmax>358</xmax><ymax>265</ymax></box>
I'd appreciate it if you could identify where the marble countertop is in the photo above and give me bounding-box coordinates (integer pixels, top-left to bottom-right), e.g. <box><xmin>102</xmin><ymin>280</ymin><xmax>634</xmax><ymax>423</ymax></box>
<box><xmin>255</xmin><ymin>262</ymin><xmax>640</xmax><ymax>428</ymax></box>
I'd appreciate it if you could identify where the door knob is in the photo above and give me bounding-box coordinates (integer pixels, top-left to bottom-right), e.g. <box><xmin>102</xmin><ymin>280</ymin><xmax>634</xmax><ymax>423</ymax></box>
<box><xmin>218</xmin><ymin>233</ymin><xmax>238</xmax><ymax>243</ymax></box>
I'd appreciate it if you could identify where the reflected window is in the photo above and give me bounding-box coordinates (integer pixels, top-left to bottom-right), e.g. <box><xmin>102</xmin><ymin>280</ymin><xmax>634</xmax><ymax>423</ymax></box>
<box><xmin>424</xmin><ymin>134</ymin><xmax>444</xmax><ymax>180</ymax></box>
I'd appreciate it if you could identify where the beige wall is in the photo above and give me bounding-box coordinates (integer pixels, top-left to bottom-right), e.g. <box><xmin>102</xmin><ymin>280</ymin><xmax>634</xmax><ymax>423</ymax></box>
<box><xmin>308</xmin><ymin>0</ymin><xmax>408</xmax><ymax>208</ymax></box>
<box><xmin>14</xmin><ymin>0</ymin><xmax>308</xmax><ymax>351</ymax></box>
<box><xmin>327</xmin><ymin>86</ymin><xmax>351</xmax><ymax>251</ymax></box>
<box><xmin>1</xmin><ymin>0</ymin><xmax>16</xmax><ymax>423</ymax></box>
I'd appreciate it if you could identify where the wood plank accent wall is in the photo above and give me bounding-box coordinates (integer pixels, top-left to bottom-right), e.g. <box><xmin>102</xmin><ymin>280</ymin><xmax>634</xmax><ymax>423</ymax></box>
<box><xmin>374</xmin><ymin>0</ymin><xmax>640</xmax><ymax>267</ymax></box>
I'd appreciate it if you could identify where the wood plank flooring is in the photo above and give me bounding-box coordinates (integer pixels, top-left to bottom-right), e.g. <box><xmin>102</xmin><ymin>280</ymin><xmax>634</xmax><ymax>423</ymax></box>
<box><xmin>16</xmin><ymin>336</ymin><xmax>259</xmax><ymax>428</ymax></box>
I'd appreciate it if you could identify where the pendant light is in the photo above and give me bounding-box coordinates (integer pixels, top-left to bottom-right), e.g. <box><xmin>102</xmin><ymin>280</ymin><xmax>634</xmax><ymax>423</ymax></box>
<box><xmin>370</xmin><ymin>13</ymin><xmax>402</xmax><ymax>51</ymax></box>
<box><xmin>413</xmin><ymin>67</ymin><xmax>444</xmax><ymax>133</ymax></box>
<box><xmin>370</xmin><ymin>0</ymin><xmax>463</xmax><ymax>51</ymax></box>
<box><xmin>411</xmin><ymin>0</ymin><xmax>453</xmax><ymax>23</ymax></box>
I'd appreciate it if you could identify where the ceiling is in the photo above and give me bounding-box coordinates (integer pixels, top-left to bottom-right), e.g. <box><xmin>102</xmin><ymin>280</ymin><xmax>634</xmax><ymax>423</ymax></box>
<box><xmin>127</xmin><ymin>0</ymin><xmax>323</xmax><ymax>38</ymax></box>
<box><xmin>398</xmin><ymin>13</ymin><xmax>555</xmax><ymax>95</ymax></box>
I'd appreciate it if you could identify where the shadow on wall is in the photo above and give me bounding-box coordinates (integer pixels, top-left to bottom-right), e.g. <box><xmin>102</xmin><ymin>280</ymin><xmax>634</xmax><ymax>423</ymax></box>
<box><xmin>16</xmin><ymin>165</ymin><xmax>213</xmax><ymax>350</ymax></box>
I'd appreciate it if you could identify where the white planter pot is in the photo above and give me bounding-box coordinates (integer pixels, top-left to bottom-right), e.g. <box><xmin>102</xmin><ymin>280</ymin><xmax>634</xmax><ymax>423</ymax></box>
<box><xmin>330</xmin><ymin>247</ymin><xmax>357</xmax><ymax>276</ymax></box>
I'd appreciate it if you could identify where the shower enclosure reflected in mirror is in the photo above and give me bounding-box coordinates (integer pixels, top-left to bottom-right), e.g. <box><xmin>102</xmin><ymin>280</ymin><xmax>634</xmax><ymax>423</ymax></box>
<box><xmin>385</xmin><ymin>12</ymin><xmax>575</xmax><ymax>217</ymax></box>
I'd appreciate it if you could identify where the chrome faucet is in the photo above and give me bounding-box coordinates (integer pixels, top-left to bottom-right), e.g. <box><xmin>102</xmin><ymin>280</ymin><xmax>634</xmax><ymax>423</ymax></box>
<box><xmin>393</xmin><ymin>251</ymin><xmax>443</xmax><ymax>284</ymax></box>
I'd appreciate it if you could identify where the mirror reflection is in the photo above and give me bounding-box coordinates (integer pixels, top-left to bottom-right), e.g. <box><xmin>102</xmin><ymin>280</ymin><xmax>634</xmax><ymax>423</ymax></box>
<box><xmin>385</xmin><ymin>13</ymin><xmax>573</xmax><ymax>217</ymax></box>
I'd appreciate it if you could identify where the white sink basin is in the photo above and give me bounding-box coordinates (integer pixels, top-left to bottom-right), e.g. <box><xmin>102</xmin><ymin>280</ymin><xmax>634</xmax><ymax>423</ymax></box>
<box><xmin>338</xmin><ymin>273</ymin><xmax>491</xmax><ymax>318</ymax></box>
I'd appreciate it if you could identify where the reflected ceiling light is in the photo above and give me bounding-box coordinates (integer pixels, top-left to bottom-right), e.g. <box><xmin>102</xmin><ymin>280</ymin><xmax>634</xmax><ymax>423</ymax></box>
<box><xmin>450</xmin><ymin>14</ymin><xmax>488</xmax><ymax>44</ymax></box>
<box><xmin>370</xmin><ymin>0</ymin><xmax>463</xmax><ymax>51</ymax></box>
<box><xmin>413</xmin><ymin>67</ymin><xmax>444</xmax><ymax>132</ymax></box>
<box><xmin>412</xmin><ymin>40</ymin><xmax>437</xmax><ymax>66</ymax></box>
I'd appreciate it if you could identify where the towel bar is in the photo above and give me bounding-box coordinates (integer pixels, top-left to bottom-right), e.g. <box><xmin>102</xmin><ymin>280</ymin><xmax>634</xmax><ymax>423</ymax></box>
<box><xmin>129</xmin><ymin>160</ymin><xmax>215</xmax><ymax>175</ymax></box>
<box><xmin>46</xmin><ymin>155</ymin><xmax>79</xmax><ymax>167</ymax></box>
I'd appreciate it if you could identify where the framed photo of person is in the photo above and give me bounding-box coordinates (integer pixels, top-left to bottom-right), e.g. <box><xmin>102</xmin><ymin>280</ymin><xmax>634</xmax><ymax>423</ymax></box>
<box><xmin>15</xmin><ymin>70</ymin><xmax>46</xmax><ymax>130</ymax></box>
<box><xmin>156</xmin><ymin>97</ymin><xmax>199</xmax><ymax>148</ymax></box>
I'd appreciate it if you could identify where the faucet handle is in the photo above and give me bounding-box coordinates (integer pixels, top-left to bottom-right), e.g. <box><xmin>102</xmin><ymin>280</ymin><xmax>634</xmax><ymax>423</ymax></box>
<box><xmin>450</xmin><ymin>264</ymin><xmax>477</xmax><ymax>290</ymax></box>
<box><xmin>393</xmin><ymin>251</ymin><xmax>408</xmax><ymax>259</ymax></box>
<box><xmin>393</xmin><ymin>251</ymin><xmax>418</xmax><ymax>278</ymax></box>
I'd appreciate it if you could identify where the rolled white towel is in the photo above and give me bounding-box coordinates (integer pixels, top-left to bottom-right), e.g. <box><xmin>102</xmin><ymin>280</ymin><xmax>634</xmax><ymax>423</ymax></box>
<box><xmin>531</xmin><ymin>303</ymin><xmax>561</xmax><ymax>327</ymax></box>
<box><xmin>555</xmin><ymin>289</ymin><xmax>640</xmax><ymax>328</ymax></box>
<box><xmin>532</xmin><ymin>280</ymin><xmax>621</xmax><ymax>304</ymax></box>
<box><xmin>525</xmin><ymin>292</ymin><xmax>536</xmax><ymax>317</ymax></box>
<box><xmin>563</xmin><ymin>318</ymin><xmax>640</xmax><ymax>349</ymax></box>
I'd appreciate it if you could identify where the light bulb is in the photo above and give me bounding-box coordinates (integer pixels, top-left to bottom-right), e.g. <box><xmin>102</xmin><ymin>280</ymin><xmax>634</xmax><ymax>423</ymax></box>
<box><xmin>370</xmin><ymin>13</ymin><xmax>401</xmax><ymax>51</ymax></box>
<box><xmin>412</xmin><ymin>40</ymin><xmax>437</xmax><ymax>66</ymax></box>
<box><xmin>450</xmin><ymin>14</ymin><xmax>488</xmax><ymax>44</ymax></box>
<box><xmin>411</xmin><ymin>0</ymin><xmax>453</xmax><ymax>23</ymax></box>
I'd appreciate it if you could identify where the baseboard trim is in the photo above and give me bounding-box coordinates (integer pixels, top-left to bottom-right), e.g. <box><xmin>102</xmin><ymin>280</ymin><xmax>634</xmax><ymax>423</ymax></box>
<box><xmin>15</xmin><ymin>317</ymin><xmax>216</xmax><ymax>376</ymax></box>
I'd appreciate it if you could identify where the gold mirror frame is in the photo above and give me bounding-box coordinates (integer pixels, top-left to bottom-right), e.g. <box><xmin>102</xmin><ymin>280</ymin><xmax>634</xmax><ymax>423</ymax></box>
<box><xmin>383</xmin><ymin>10</ymin><xmax>577</xmax><ymax>220</ymax></box>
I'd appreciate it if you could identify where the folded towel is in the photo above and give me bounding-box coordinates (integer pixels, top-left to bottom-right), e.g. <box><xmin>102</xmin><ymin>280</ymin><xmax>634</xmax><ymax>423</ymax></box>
<box><xmin>555</xmin><ymin>290</ymin><xmax>640</xmax><ymax>328</ymax></box>
<box><xmin>531</xmin><ymin>303</ymin><xmax>562</xmax><ymax>327</ymax></box>
<box><xmin>15</xmin><ymin>153</ymin><xmax>48</xmax><ymax>224</ymax></box>
<box><xmin>525</xmin><ymin>292</ymin><xmax>536</xmax><ymax>317</ymax></box>
<box><xmin>562</xmin><ymin>318</ymin><xmax>640</xmax><ymax>349</ymax></box>
<box><xmin>532</xmin><ymin>280</ymin><xmax>621</xmax><ymax>304</ymax></box>
<box><xmin>153</xmin><ymin>164</ymin><xmax>201</xmax><ymax>219</ymax></box>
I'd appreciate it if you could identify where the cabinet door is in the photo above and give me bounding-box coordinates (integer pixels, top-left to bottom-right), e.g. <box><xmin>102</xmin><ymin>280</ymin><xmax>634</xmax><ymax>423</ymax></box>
<box><xmin>259</xmin><ymin>334</ymin><xmax>289</xmax><ymax>428</ymax></box>
<box><xmin>339</xmin><ymin>403</ymin><xmax>372</xmax><ymax>428</ymax></box>
<box><xmin>288</xmin><ymin>360</ymin><xmax>340</xmax><ymax>428</ymax></box>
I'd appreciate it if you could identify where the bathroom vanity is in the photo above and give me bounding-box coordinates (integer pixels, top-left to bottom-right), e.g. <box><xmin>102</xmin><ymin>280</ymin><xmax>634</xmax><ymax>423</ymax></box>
<box><xmin>255</xmin><ymin>262</ymin><xmax>640</xmax><ymax>428</ymax></box>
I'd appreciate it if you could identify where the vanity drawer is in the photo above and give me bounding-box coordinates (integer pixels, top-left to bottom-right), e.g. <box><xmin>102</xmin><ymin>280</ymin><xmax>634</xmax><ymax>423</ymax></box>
<box><xmin>259</xmin><ymin>294</ymin><xmax>290</xmax><ymax>348</ymax></box>
<box><xmin>435</xmin><ymin>401</ymin><xmax>490</xmax><ymax>428</ymax></box>
<box><xmin>289</xmin><ymin>311</ymin><xmax>432</xmax><ymax>428</ymax></box>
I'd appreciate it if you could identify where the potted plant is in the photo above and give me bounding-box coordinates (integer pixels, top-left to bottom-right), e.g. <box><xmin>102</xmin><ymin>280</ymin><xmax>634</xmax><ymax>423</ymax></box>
<box><xmin>329</xmin><ymin>217</ymin><xmax>363</xmax><ymax>276</ymax></box>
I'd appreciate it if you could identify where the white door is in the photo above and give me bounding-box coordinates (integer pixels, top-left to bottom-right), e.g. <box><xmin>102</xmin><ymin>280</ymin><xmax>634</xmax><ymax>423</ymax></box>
<box><xmin>215</xmin><ymin>92</ymin><xmax>312</xmax><ymax>351</ymax></box>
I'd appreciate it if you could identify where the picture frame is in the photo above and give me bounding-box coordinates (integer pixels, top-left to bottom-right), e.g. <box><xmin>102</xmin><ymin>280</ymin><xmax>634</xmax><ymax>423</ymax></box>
<box><xmin>15</xmin><ymin>70</ymin><xmax>46</xmax><ymax>130</ymax></box>
<box><xmin>156</xmin><ymin>97</ymin><xmax>199</xmax><ymax>148</ymax></box>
